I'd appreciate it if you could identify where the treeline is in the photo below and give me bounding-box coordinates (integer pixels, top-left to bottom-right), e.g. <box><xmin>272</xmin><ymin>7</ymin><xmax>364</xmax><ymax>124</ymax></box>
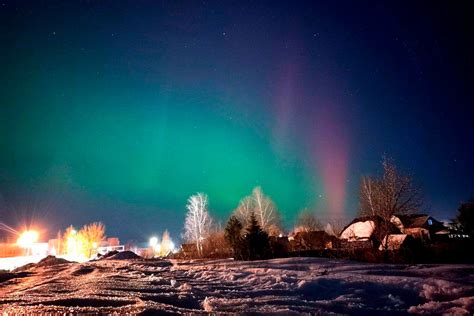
<box><xmin>180</xmin><ymin>186</ymin><xmax>333</xmax><ymax>260</ymax></box>
<box><xmin>178</xmin><ymin>157</ymin><xmax>474</xmax><ymax>262</ymax></box>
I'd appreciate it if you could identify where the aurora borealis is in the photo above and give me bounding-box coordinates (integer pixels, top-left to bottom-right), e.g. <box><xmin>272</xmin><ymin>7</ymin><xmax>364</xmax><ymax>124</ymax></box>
<box><xmin>1</xmin><ymin>1</ymin><xmax>473</xmax><ymax>241</ymax></box>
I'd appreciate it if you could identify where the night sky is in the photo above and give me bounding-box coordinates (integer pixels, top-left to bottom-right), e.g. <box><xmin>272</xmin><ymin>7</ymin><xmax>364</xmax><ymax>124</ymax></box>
<box><xmin>1</xmin><ymin>1</ymin><xmax>473</xmax><ymax>242</ymax></box>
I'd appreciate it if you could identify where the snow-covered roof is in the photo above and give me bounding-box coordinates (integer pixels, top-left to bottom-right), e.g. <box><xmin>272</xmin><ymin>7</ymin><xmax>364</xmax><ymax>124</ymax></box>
<box><xmin>340</xmin><ymin>220</ymin><xmax>375</xmax><ymax>240</ymax></box>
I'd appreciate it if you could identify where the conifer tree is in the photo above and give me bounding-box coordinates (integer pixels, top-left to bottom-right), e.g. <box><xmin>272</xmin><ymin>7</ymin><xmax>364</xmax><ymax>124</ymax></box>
<box><xmin>224</xmin><ymin>215</ymin><xmax>244</xmax><ymax>259</ymax></box>
<box><xmin>244</xmin><ymin>212</ymin><xmax>271</xmax><ymax>260</ymax></box>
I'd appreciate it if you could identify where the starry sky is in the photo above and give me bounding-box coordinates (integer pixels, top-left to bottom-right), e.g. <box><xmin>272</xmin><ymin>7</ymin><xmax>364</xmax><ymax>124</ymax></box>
<box><xmin>1</xmin><ymin>1</ymin><xmax>473</xmax><ymax>242</ymax></box>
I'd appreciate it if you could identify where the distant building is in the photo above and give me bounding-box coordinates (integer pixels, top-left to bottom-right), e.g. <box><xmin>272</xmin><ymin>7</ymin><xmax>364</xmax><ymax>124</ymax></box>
<box><xmin>0</xmin><ymin>242</ymin><xmax>49</xmax><ymax>258</ymax></box>
<box><xmin>391</xmin><ymin>214</ymin><xmax>446</xmax><ymax>241</ymax></box>
<box><xmin>97</xmin><ymin>237</ymin><xmax>124</xmax><ymax>255</ymax></box>
<box><xmin>0</xmin><ymin>243</ymin><xmax>23</xmax><ymax>258</ymax></box>
<box><xmin>339</xmin><ymin>216</ymin><xmax>401</xmax><ymax>249</ymax></box>
<box><xmin>289</xmin><ymin>231</ymin><xmax>336</xmax><ymax>251</ymax></box>
<box><xmin>105</xmin><ymin>237</ymin><xmax>120</xmax><ymax>247</ymax></box>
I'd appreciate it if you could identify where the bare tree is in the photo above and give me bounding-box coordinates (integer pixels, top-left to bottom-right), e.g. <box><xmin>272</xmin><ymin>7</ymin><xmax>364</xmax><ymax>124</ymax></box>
<box><xmin>358</xmin><ymin>157</ymin><xmax>422</xmax><ymax>250</ymax></box>
<box><xmin>253</xmin><ymin>187</ymin><xmax>280</xmax><ymax>232</ymax></box>
<box><xmin>267</xmin><ymin>224</ymin><xmax>283</xmax><ymax>237</ymax></box>
<box><xmin>78</xmin><ymin>222</ymin><xmax>106</xmax><ymax>258</ymax></box>
<box><xmin>294</xmin><ymin>210</ymin><xmax>323</xmax><ymax>233</ymax></box>
<box><xmin>234</xmin><ymin>196</ymin><xmax>253</xmax><ymax>226</ymax></box>
<box><xmin>62</xmin><ymin>225</ymin><xmax>77</xmax><ymax>256</ymax></box>
<box><xmin>160</xmin><ymin>230</ymin><xmax>173</xmax><ymax>257</ymax></box>
<box><xmin>183</xmin><ymin>193</ymin><xmax>213</xmax><ymax>257</ymax></box>
<box><xmin>203</xmin><ymin>229</ymin><xmax>230</xmax><ymax>258</ymax></box>
<box><xmin>325</xmin><ymin>221</ymin><xmax>344</xmax><ymax>237</ymax></box>
<box><xmin>233</xmin><ymin>187</ymin><xmax>281</xmax><ymax>235</ymax></box>
<box><xmin>359</xmin><ymin>157</ymin><xmax>422</xmax><ymax>219</ymax></box>
<box><xmin>360</xmin><ymin>176</ymin><xmax>378</xmax><ymax>216</ymax></box>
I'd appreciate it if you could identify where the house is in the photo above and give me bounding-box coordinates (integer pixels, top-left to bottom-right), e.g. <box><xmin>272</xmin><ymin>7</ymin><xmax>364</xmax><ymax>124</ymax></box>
<box><xmin>97</xmin><ymin>237</ymin><xmax>124</xmax><ymax>255</ymax></box>
<box><xmin>339</xmin><ymin>216</ymin><xmax>401</xmax><ymax>249</ymax></box>
<box><xmin>289</xmin><ymin>231</ymin><xmax>336</xmax><ymax>251</ymax></box>
<box><xmin>391</xmin><ymin>214</ymin><xmax>446</xmax><ymax>241</ymax></box>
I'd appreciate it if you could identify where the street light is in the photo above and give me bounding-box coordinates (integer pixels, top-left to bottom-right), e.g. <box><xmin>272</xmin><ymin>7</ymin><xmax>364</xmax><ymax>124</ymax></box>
<box><xmin>17</xmin><ymin>230</ymin><xmax>39</xmax><ymax>248</ymax></box>
<box><xmin>149</xmin><ymin>236</ymin><xmax>158</xmax><ymax>248</ymax></box>
<box><xmin>149</xmin><ymin>237</ymin><xmax>159</xmax><ymax>257</ymax></box>
<box><xmin>17</xmin><ymin>230</ymin><xmax>39</xmax><ymax>256</ymax></box>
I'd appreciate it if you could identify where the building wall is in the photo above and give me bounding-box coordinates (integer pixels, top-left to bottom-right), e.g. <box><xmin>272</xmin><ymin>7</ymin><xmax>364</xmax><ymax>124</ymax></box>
<box><xmin>0</xmin><ymin>243</ymin><xmax>23</xmax><ymax>258</ymax></box>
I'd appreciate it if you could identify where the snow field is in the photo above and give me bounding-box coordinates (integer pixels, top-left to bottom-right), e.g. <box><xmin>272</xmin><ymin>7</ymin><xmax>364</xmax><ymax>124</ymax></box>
<box><xmin>0</xmin><ymin>257</ymin><xmax>472</xmax><ymax>314</ymax></box>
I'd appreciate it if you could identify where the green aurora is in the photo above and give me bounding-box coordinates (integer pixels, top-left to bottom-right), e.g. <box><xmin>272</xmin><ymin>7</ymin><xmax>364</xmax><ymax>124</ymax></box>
<box><xmin>1</xmin><ymin>85</ymin><xmax>323</xmax><ymax>238</ymax></box>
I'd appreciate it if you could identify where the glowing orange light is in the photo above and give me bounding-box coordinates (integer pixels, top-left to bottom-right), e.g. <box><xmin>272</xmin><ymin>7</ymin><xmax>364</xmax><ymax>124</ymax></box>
<box><xmin>17</xmin><ymin>231</ymin><xmax>39</xmax><ymax>248</ymax></box>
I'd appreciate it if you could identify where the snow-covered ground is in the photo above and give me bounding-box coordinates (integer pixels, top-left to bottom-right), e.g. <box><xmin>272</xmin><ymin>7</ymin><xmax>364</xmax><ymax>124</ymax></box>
<box><xmin>0</xmin><ymin>255</ymin><xmax>46</xmax><ymax>271</ymax></box>
<box><xmin>0</xmin><ymin>256</ymin><xmax>473</xmax><ymax>314</ymax></box>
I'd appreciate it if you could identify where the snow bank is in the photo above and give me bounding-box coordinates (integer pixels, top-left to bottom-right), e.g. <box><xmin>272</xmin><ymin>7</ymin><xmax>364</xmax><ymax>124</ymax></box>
<box><xmin>409</xmin><ymin>296</ymin><xmax>474</xmax><ymax>315</ymax></box>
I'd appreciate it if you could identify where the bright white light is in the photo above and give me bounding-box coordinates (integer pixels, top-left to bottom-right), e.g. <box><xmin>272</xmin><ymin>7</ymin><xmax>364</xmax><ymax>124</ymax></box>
<box><xmin>31</xmin><ymin>243</ymin><xmax>48</xmax><ymax>256</ymax></box>
<box><xmin>149</xmin><ymin>237</ymin><xmax>158</xmax><ymax>247</ymax></box>
<box><xmin>17</xmin><ymin>231</ymin><xmax>39</xmax><ymax>248</ymax></box>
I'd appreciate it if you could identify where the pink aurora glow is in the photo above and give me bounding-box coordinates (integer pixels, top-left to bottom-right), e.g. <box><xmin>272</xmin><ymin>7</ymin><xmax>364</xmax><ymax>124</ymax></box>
<box><xmin>310</xmin><ymin>105</ymin><xmax>349</xmax><ymax>219</ymax></box>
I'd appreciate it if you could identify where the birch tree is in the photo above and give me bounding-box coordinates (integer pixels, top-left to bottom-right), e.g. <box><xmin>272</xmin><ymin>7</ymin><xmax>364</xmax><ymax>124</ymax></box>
<box><xmin>234</xmin><ymin>187</ymin><xmax>281</xmax><ymax>235</ymax></box>
<box><xmin>234</xmin><ymin>195</ymin><xmax>253</xmax><ymax>225</ymax></box>
<box><xmin>360</xmin><ymin>176</ymin><xmax>378</xmax><ymax>216</ymax></box>
<box><xmin>183</xmin><ymin>193</ymin><xmax>213</xmax><ymax>256</ymax></box>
